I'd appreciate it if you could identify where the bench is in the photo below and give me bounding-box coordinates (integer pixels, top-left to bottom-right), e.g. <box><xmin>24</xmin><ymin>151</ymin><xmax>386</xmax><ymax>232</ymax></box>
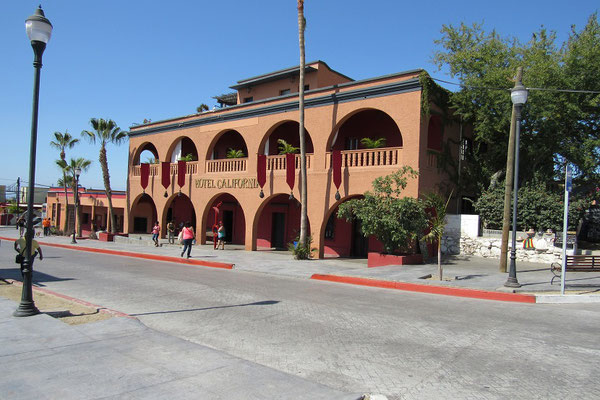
<box><xmin>550</xmin><ymin>255</ymin><xmax>600</xmax><ymax>284</ymax></box>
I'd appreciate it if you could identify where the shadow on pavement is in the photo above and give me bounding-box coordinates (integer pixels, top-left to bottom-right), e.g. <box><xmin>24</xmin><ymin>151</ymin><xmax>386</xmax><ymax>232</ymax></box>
<box><xmin>130</xmin><ymin>300</ymin><xmax>280</xmax><ymax>316</ymax></box>
<box><xmin>0</xmin><ymin>268</ymin><xmax>76</xmax><ymax>287</ymax></box>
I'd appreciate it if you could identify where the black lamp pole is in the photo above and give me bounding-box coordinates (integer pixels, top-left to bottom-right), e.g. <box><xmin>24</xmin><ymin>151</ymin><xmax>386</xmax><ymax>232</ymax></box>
<box><xmin>14</xmin><ymin>6</ymin><xmax>53</xmax><ymax>317</ymax></box>
<box><xmin>504</xmin><ymin>75</ymin><xmax>528</xmax><ymax>288</ymax></box>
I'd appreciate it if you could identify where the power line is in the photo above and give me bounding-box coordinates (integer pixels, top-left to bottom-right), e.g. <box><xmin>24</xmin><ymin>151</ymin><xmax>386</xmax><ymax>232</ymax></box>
<box><xmin>431</xmin><ymin>76</ymin><xmax>600</xmax><ymax>94</ymax></box>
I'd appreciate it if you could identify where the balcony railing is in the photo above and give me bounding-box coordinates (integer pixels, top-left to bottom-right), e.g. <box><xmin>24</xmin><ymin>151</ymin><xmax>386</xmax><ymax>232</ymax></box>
<box><xmin>326</xmin><ymin>147</ymin><xmax>402</xmax><ymax>168</ymax></box>
<box><xmin>206</xmin><ymin>158</ymin><xmax>247</xmax><ymax>173</ymax></box>
<box><xmin>267</xmin><ymin>153</ymin><xmax>312</xmax><ymax>171</ymax></box>
<box><xmin>131</xmin><ymin>161</ymin><xmax>198</xmax><ymax>177</ymax></box>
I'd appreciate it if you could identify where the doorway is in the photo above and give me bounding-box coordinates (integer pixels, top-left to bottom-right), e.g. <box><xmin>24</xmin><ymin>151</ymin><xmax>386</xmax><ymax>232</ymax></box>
<box><xmin>222</xmin><ymin>210</ymin><xmax>234</xmax><ymax>243</ymax></box>
<box><xmin>271</xmin><ymin>212</ymin><xmax>286</xmax><ymax>249</ymax></box>
<box><xmin>350</xmin><ymin>219</ymin><xmax>368</xmax><ymax>257</ymax></box>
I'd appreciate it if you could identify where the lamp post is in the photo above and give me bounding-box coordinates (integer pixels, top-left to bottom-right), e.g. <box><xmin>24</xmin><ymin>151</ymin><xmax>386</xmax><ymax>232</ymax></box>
<box><xmin>14</xmin><ymin>6</ymin><xmax>52</xmax><ymax>317</ymax></box>
<box><xmin>71</xmin><ymin>167</ymin><xmax>81</xmax><ymax>244</ymax></box>
<box><xmin>504</xmin><ymin>76</ymin><xmax>528</xmax><ymax>288</ymax></box>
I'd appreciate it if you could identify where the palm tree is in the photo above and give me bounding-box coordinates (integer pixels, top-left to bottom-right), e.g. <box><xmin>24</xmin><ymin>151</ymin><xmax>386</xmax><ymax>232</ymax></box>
<box><xmin>197</xmin><ymin>104</ymin><xmax>209</xmax><ymax>113</ymax></box>
<box><xmin>360</xmin><ymin>137</ymin><xmax>387</xmax><ymax>149</ymax></box>
<box><xmin>277</xmin><ymin>139</ymin><xmax>299</xmax><ymax>154</ymax></box>
<box><xmin>50</xmin><ymin>131</ymin><xmax>79</xmax><ymax>234</ymax></box>
<box><xmin>422</xmin><ymin>191</ymin><xmax>453</xmax><ymax>281</ymax></box>
<box><xmin>65</xmin><ymin>157</ymin><xmax>92</xmax><ymax>237</ymax></box>
<box><xmin>297</xmin><ymin>0</ymin><xmax>309</xmax><ymax>250</ymax></box>
<box><xmin>226</xmin><ymin>149</ymin><xmax>245</xmax><ymax>158</ymax></box>
<box><xmin>81</xmin><ymin>118</ymin><xmax>128</xmax><ymax>233</ymax></box>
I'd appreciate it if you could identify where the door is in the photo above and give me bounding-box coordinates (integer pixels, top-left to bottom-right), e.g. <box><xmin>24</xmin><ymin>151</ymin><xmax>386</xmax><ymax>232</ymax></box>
<box><xmin>350</xmin><ymin>219</ymin><xmax>368</xmax><ymax>257</ymax></box>
<box><xmin>222</xmin><ymin>210</ymin><xmax>234</xmax><ymax>243</ymax></box>
<box><xmin>271</xmin><ymin>212</ymin><xmax>286</xmax><ymax>249</ymax></box>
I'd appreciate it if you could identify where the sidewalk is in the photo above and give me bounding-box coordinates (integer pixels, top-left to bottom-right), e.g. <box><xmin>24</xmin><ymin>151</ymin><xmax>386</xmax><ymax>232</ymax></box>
<box><xmin>1</xmin><ymin>227</ymin><xmax>599</xmax><ymax>303</ymax></box>
<box><xmin>0</xmin><ymin>297</ymin><xmax>361</xmax><ymax>400</ymax></box>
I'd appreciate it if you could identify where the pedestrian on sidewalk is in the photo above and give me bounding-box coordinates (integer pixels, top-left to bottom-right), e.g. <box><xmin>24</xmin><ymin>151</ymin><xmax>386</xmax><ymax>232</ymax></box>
<box><xmin>217</xmin><ymin>221</ymin><xmax>226</xmax><ymax>250</ymax></box>
<box><xmin>16</xmin><ymin>216</ymin><xmax>25</xmax><ymax>237</ymax></box>
<box><xmin>152</xmin><ymin>221</ymin><xmax>161</xmax><ymax>247</ymax></box>
<box><xmin>42</xmin><ymin>217</ymin><xmax>51</xmax><ymax>236</ymax></box>
<box><xmin>14</xmin><ymin>234</ymin><xmax>44</xmax><ymax>263</ymax></box>
<box><xmin>167</xmin><ymin>220</ymin><xmax>176</xmax><ymax>244</ymax></box>
<box><xmin>180</xmin><ymin>222</ymin><xmax>195</xmax><ymax>258</ymax></box>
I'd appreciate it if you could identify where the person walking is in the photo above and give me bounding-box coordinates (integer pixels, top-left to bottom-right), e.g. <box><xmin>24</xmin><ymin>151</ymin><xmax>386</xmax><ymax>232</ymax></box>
<box><xmin>42</xmin><ymin>217</ymin><xmax>51</xmax><ymax>236</ymax></box>
<box><xmin>14</xmin><ymin>233</ymin><xmax>44</xmax><ymax>262</ymax></box>
<box><xmin>217</xmin><ymin>221</ymin><xmax>226</xmax><ymax>250</ymax></box>
<box><xmin>151</xmin><ymin>221</ymin><xmax>161</xmax><ymax>247</ymax></box>
<box><xmin>167</xmin><ymin>220</ymin><xmax>176</xmax><ymax>244</ymax></box>
<box><xmin>180</xmin><ymin>222</ymin><xmax>195</xmax><ymax>259</ymax></box>
<box><xmin>16</xmin><ymin>216</ymin><xmax>25</xmax><ymax>237</ymax></box>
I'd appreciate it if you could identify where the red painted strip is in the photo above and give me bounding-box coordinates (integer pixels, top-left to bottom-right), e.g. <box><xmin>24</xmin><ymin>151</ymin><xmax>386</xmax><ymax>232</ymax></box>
<box><xmin>310</xmin><ymin>274</ymin><xmax>537</xmax><ymax>303</ymax></box>
<box><xmin>7</xmin><ymin>279</ymin><xmax>132</xmax><ymax>318</ymax></box>
<box><xmin>0</xmin><ymin>236</ymin><xmax>234</xmax><ymax>270</ymax></box>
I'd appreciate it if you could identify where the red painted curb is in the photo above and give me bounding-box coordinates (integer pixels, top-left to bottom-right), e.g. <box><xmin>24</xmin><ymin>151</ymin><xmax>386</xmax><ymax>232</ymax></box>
<box><xmin>6</xmin><ymin>279</ymin><xmax>132</xmax><ymax>318</ymax></box>
<box><xmin>0</xmin><ymin>236</ymin><xmax>234</xmax><ymax>270</ymax></box>
<box><xmin>310</xmin><ymin>274</ymin><xmax>537</xmax><ymax>303</ymax></box>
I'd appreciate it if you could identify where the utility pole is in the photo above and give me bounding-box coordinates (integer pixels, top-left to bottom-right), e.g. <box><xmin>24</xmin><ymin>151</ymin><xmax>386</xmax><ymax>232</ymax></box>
<box><xmin>16</xmin><ymin>177</ymin><xmax>21</xmax><ymax>215</ymax></box>
<box><xmin>500</xmin><ymin>67</ymin><xmax>523</xmax><ymax>272</ymax></box>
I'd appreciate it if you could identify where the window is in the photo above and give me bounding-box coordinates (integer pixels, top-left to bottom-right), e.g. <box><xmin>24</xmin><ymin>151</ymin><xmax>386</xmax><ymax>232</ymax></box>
<box><xmin>280</xmin><ymin>89</ymin><xmax>290</xmax><ymax>96</ymax></box>
<box><xmin>345</xmin><ymin>137</ymin><xmax>359</xmax><ymax>150</ymax></box>
<box><xmin>324</xmin><ymin>213</ymin><xmax>336</xmax><ymax>239</ymax></box>
<box><xmin>243</xmin><ymin>96</ymin><xmax>253</xmax><ymax>103</ymax></box>
<box><xmin>304</xmin><ymin>84</ymin><xmax>309</xmax><ymax>91</ymax></box>
<box><xmin>82</xmin><ymin>213</ymin><xmax>90</xmax><ymax>224</ymax></box>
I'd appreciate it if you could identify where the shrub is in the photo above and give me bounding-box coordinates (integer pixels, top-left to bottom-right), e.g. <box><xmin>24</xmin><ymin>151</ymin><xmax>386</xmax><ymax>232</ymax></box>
<box><xmin>287</xmin><ymin>235</ymin><xmax>315</xmax><ymax>260</ymax></box>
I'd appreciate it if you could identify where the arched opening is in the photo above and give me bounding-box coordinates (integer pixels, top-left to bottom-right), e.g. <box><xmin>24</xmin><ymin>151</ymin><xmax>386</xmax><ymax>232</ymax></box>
<box><xmin>321</xmin><ymin>195</ymin><xmax>384</xmax><ymax>258</ymax></box>
<box><xmin>203</xmin><ymin>193</ymin><xmax>246</xmax><ymax>245</ymax></box>
<box><xmin>255</xmin><ymin>194</ymin><xmax>310</xmax><ymax>250</ymax></box>
<box><xmin>132</xmin><ymin>142</ymin><xmax>159</xmax><ymax>165</ymax></box>
<box><xmin>163</xmin><ymin>193</ymin><xmax>197</xmax><ymax>234</ymax></box>
<box><xmin>427</xmin><ymin>115</ymin><xmax>443</xmax><ymax>151</ymax></box>
<box><xmin>167</xmin><ymin>137</ymin><xmax>199</xmax><ymax>162</ymax></box>
<box><xmin>207</xmin><ymin>130</ymin><xmax>248</xmax><ymax>160</ymax></box>
<box><xmin>329</xmin><ymin>109</ymin><xmax>402</xmax><ymax>151</ymax></box>
<box><xmin>129</xmin><ymin>193</ymin><xmax>158</xmax><ymax>234</ymax></box>
<box><xmin>260</xmin><ymin>121</ymin><xmax>314</xmax><ymax>155</ymax></box>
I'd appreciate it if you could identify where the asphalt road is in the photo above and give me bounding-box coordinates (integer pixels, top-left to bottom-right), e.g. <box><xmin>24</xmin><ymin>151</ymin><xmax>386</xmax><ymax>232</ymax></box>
<box><xmin>1</xmin><ymin>244</ymin><xmax>599</xmax><ymax>400</ymax></box>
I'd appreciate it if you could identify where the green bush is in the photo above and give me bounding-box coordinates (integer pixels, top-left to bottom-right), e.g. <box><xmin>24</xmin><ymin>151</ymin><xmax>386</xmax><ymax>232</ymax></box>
<box><xmin>288</xmin><ymin>235</ymin><xmax>315</xmax><ymax>260</ymax></box>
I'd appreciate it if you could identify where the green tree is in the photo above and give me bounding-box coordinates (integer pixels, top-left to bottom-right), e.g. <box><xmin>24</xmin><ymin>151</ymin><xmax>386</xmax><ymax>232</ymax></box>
<box><xmin>81</xmin><ymin>118</ymin><xmax>128</xmax><ymax>234</ymax></box>
<box><xmin>178</xmin><ymin>153</ymin><xmax>196</xmax><ymax>161</ymax></box>
<box><xmin>433</xmin><ymin>14</ymin><xmax>600</xmax><ymax>193</ymax></box>
<box><xmin>337</xmin><ymin>166</ymin><xmax>428</xmax><ymax>254</ymax></box>
<box><xmin>56</xmin><ymin>158</ymin><xmax>91</xmax><ymax>236</ymax></box>
<box><xmin>50</xmin><ymin>131</ymin><xmax>79</xmax><ymax>234</ymax></box>
<box><xmin>421</xmin><ymin>191</ymin><xmax>453</xmax><ymax>281</ymax></box>
<box><xmin>197</xmin><ymin>104</ymin><xmax>209</xmax><ymax>113</ymax></box>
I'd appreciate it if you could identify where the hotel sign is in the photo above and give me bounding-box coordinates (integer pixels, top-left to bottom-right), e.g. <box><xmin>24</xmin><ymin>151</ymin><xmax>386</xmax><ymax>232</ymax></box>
<box><xmin>195</xmin><ymin>178</ymin><xmax>260</xmax><ymax>189</ymax></box>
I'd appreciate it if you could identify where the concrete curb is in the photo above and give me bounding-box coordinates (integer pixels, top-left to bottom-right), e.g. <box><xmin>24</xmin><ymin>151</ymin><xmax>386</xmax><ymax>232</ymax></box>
<box><xmin>0</xmin><ymin>236</ymin><xmax>234</xmax><ymax>270</ymax></box>
<box><xmin>311</xmin><ymin>274</ymin><xmax>538</xmax><ymax>303</ymax></box>
<box><xmin>535</xmin><ymin>294</ymin><xmax>600</xmax><ymax>304</ymax></box>
<box><xmin>6</xmin><ymin>279</ymin><xmax>133</xmax><ymax>318</ymax></box>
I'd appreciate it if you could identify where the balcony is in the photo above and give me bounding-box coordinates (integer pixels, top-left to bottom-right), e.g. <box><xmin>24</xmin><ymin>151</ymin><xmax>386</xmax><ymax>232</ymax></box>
<box><xmin>325</xmin><ymin>147</ymin><xmax>402</xmax><ymax>168</ymax></box>
<box><xmin>267</xmin><ymin>153</ymin><xmax>312</xmax><ymax>171</ymax></box>
<box><xmin>206</xmin><ymin>158</ymin><xmax>247</xmax><ymax>173</ymax></box>
<box><xmin>131</xmin><ymin>161</ymin><xmax>199</xmax><ymax>177</ymax></box>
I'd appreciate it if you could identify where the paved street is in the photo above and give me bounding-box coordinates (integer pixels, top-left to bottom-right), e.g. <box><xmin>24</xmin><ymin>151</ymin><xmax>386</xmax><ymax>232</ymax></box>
<box><xmin>1</xmin><ymin>243</ymin><xmax>599</xmax><ymax>399</ymax></box>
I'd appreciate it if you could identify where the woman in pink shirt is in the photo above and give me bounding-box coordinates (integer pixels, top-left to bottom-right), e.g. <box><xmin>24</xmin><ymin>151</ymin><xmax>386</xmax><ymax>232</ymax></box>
<box><xmin>151</xmin><ymin>221</ymin><xmax>160</xmax><ymax>247</ymax></box>
<box><xmin>180</xmin><ymin>221</ymin><xmax>195</xmax><ymax>258</ymax></box>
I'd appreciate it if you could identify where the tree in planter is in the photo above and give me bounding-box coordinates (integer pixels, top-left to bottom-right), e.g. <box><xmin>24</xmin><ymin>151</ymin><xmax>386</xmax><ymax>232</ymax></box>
<box><xmin>337</xmin><ymin>166</ymin><xmax>428</xmax><ymax>254</ymax></box>
<box><xmin>421</xmin><ymin>191</ymin><xmax>453</xmax><ymax>281</ymax></box>
<box><xmin>277</xmin><ymin>139</ymin><xmax>299</xmax><ymax>154</ymax></box>
<box><xmin>360</xmin><ymin>137</ymin><xmax>387</xmax><ymax>149</ymax></box>
<box><xmin>226</xmin><ymin>149</ymin><xmax>245</xmax><ymax>158</ymax></box>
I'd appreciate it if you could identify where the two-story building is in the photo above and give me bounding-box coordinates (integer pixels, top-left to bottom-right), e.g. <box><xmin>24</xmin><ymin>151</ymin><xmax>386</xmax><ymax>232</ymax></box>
<box><xmin>127</xmin><ymin>61</ymin><xmax>468</xmax><ymax>258</ymax></box>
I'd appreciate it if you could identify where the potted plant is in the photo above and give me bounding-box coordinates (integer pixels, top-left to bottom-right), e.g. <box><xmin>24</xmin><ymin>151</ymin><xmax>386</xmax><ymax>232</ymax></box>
<box><xmin>337</xmin><ymin>166</ymin><xmax>428</xmax><ymax>267</ymax></box>
<box><xmin>226</xmin><ymin>148</ymin><xmax>246</xmax><ymax>158</ymax></box>
<box><xmin>178</xmin><ymin>153</ymin><xmax>197</xmax><ymax>162</ymax></box>
<box><xmin>277</xmin><ymin>139</ymin><xmax>299</xmax><ymax>154</ymax></box>
<box><xmin>360</xmin><ymin>137</ymin><xmax>386</xmax><ymax>149</ymax></box>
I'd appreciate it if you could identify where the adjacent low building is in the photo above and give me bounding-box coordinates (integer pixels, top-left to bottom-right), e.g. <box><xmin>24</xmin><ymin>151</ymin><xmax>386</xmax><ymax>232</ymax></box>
<box><xmin>126</xmin><ymin>61</ymin><xmax>470</xmax><ymax>258</ymax></box>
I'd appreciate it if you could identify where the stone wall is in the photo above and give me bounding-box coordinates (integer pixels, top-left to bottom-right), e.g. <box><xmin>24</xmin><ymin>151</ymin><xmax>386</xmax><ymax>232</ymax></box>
<box><xmin>442</xmin><ymin>214</ymin><xmax>567</xmax><ymax>263</ymax></box>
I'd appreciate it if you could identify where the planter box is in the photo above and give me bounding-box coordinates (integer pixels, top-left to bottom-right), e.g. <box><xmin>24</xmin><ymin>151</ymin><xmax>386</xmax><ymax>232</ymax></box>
<box><xmin>98</xmin><ymin>232</ymin><xmax>114</xmax><ymax>242</ymax></box>
<box><xmin>367</xmin><ymin>252</ymin><xmax>423</xmax><ymax>267</ymax></box>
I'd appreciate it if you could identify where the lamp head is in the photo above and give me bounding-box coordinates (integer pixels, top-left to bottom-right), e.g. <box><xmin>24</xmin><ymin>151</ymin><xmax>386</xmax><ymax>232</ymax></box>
<box><xmin>25</xmin><ymin>6</ymin><xmax>53</xmax><ymax>44</ymax></box>
<box><xmin>75</xmin><ymin>167</ymin><xmax>82</xmax><ymax>178</ymax></box>
<box><xmin>511</xmin><ymin>82</ymin><xmax>528</xmax><ymax>106</ymax></box>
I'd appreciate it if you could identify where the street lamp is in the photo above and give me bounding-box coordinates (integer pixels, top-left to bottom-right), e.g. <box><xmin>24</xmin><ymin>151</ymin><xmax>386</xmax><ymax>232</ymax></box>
<box><xmin>14</xmin><ymin>6</ymin><xmax>52</xmax><ymax>317</ymax></box>
<box><xmin>504</xmin><ymin>77</ymin><xmax>528</xmax><ymax>288</ymax></box>
<box><xmin>71</xmin><ymin>167</ymin><xmax>81</xmax><ymax>244</ymax></box>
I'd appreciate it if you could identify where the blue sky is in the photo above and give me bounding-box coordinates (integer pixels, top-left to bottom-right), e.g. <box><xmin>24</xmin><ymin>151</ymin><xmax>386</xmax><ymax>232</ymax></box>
<box><xmin>1</xmin><ymin>1</ymin><xmax>597</xmax><ymax>191</ymax></box>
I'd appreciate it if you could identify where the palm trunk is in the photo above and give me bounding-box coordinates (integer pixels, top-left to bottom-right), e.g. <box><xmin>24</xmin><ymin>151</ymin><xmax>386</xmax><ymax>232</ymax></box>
<box><xmin>100</xmin><ymin>144</ymin><xmax>117</xmax><ymax>234</ymax></box>
<box><xmin>298</xmin><ymin>0</ymin><xmax>308</xmax><ymax>247</ymax></box>
<box><xmin>437</xmin><ymin>239</ymin><xmax>443</xmax><ymax>281</ymax></box>
<box><xmin>62</xmin><ymin>171</ymin><xmax>70</xmax><ymax>234</ymax></box>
